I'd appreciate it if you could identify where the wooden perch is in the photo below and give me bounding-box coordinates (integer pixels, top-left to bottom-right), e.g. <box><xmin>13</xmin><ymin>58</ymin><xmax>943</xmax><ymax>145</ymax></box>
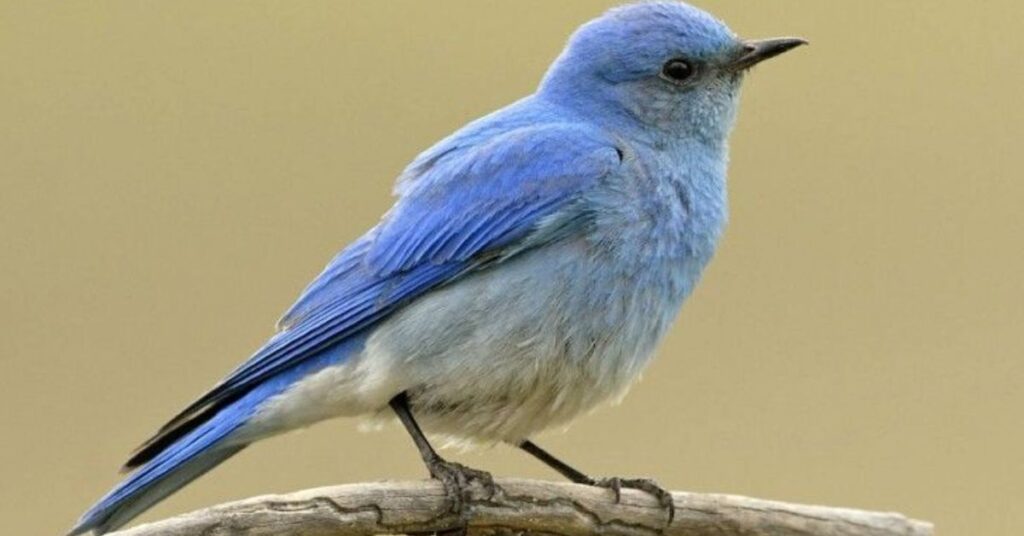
<box><xmin>109</xmin><ymin>478</ymin><xmax>932</xmax><ymax>536</ymax></box>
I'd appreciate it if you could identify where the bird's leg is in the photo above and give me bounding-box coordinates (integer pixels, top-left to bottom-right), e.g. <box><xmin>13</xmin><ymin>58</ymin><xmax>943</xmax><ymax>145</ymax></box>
<box><xmin>517</xmin><ymin>439</ymin><xmax>592</xmax><ymax>483</ymax></box>
<box><xmin>389</xmin><ymin>392</ymin><xmax>495</xmax><ymax>532</ymax></box>
<box><xmin>517</xmin><ymin>439</ymin><xmax>676</xmax><ymax>524</ymax></box>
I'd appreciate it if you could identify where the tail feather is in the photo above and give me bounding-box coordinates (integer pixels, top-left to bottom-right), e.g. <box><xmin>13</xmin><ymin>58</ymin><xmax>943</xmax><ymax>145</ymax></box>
<box><xmin>69</xmin><ymin>446</ymin><xmax>245</xmax><ymax>535</ymax></box>
<box><xmin>69</xmin><ymin>386</ymin><xmax>261</xmax><ymax>535</ymax></box>
<box><xmin>72</xmin><ymin>336</ymin><xmax>368</xmax><ymax>534</ymax></box>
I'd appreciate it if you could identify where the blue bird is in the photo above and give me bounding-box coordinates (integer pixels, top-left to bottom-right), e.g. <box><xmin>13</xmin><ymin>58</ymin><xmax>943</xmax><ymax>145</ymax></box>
<box><xmin>71</xmin><ymin>2</ymin><xmax>804</xmax><ymax>534</ymax></box>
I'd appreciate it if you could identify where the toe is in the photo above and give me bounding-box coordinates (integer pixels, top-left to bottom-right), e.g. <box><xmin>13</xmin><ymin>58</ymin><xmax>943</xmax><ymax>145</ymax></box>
<box><xmin>591</xmin><ymin>476</ymin><xmax>675</xmax><ymax>525</ymax></box>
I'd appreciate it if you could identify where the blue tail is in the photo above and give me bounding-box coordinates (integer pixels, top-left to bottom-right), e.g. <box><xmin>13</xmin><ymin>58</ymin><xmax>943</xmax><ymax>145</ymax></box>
<box><xmin>68</xmin><ymin>387</ymin><xmax>263</xmax><ymax>536</ymax></box>
<box><xmin>69</xmin><ymin>412</ymin><xmax>246</xmax><ymax>534</ymax></box>
<box><xmin>70</xmin><ymin>446</ymin><xmax>246</xmax><ymax>535</ymax></box>
<box><xmin>70</xmin><ymin>334</ymin><xmax>367</xmax><ymax>535</ymax></box>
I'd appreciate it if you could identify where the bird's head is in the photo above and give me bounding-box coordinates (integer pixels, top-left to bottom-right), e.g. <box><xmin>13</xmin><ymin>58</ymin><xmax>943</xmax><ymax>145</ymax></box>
<box><xmin>539</xmin><ymin>1</ymin><xmax>805</xmax><ymax>145</ymax></box>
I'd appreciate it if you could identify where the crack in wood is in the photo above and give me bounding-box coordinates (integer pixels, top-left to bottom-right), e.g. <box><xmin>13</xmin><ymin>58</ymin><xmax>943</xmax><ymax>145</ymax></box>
<box><xmin>107</xmin><ymin>479</ymin><xmax>933</xmax><ymax>536</ymax></box>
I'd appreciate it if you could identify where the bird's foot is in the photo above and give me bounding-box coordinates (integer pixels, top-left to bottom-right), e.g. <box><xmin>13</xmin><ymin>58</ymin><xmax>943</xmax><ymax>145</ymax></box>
<box><xmin>590</xmin><ymin>476</ymin><xmax>676</xmax><ymax>524</ymax></box>
<box><xmin>426</xmin><ymin>457</ymin><xmax>495</xmax><ymax>533</ymax></box>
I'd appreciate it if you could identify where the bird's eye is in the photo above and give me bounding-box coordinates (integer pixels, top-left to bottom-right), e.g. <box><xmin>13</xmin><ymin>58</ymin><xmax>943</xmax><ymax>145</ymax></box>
<box><xmin>660</xmin><ymin>58</ymin><xmax>695</xmax><ymax>83</ymax></box>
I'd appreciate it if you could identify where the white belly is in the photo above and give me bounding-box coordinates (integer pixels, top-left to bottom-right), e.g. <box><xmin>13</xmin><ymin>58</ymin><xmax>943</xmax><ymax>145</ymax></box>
<box><xmin>244</xmin><ymin>238</ymin><xmax>693</xmax><ymax>445</ymax></box>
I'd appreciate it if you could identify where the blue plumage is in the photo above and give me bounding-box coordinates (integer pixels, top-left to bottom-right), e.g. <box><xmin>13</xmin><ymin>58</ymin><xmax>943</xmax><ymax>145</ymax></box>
<box><xmin>72</xmin><ymin>335</ymin><xmax>368</xmax><ymax>535</ymax></box>
<box><xmin>184</xmin><ymin>124</ymin><xmax>619</xmax><ymax>423</ymax></box>
<box><xmin>71</xmin><ymin>2</ymin><xmax>804</xmax><ymax>533</ymax></box>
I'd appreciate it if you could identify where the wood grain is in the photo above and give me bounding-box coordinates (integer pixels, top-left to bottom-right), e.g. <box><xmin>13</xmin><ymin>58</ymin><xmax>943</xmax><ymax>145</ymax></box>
<box><xmin>109</xmin><ymin>478</ymin><xmax>933</xmax><ymax>535</ymax></box>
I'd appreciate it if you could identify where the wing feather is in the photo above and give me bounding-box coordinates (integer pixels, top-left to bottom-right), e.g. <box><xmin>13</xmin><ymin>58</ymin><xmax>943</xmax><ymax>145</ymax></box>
<box><xmin>126</xmin><ymin>123</ymin><xmax>620</xmax><ymax>468</ymax></box>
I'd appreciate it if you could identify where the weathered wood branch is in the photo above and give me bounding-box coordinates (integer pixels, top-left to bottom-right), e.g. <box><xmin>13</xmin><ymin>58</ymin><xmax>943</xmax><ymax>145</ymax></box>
<box><xmin>110</xmin><ymin>478</ymin><xmax>932</xmax><ymax>536</ymax></box>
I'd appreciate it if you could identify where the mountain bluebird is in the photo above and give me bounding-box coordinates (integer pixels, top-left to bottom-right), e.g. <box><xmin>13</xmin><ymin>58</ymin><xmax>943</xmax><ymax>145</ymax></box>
<box><xmin>71</xmin><ymin>2</ymin><xmax>804</xmax><ymax>534</ymax></box>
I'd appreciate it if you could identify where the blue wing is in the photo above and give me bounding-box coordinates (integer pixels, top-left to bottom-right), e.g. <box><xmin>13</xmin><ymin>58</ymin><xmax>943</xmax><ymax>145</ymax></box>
<box><xmin>126</xmin><ymin>122</ymin><xmax>621</xmax><ymax>467</ymax></box>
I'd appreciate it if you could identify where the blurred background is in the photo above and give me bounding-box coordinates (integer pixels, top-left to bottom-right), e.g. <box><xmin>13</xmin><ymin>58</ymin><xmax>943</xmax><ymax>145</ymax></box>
<box><xmin>2</xmin><ymin>1</ymin><xmax>1021</xmax><ymax>534</ymax></box>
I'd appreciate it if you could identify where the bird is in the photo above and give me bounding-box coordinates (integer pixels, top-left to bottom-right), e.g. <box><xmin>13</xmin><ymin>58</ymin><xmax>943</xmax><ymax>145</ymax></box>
<box><xmin>70</xmin><ymin>2</ymin><xmax>804</xmax><ymax>534</ymax></box>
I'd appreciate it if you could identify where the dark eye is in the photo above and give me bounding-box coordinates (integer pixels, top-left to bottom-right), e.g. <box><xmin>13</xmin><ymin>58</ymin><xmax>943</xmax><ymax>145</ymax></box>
<box><xmin>660</xmin><ymin>58</ymin><xmax>695</xmax><ymax>83</ymax></box>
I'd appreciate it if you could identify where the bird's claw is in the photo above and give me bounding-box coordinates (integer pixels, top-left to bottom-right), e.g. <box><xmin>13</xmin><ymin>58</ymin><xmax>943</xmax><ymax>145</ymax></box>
<box><xmin>427</xmin><ymin>458</ymin><xmax>495</xmax><ymax>533</ymax></box>
<box><xmin>592</xmin><ymin>476</ymin><xmax>676</xmax><ymax>525</ymax></box>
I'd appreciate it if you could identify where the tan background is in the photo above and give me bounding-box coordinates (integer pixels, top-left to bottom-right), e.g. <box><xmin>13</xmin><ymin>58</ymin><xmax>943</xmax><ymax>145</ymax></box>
<box><xmin>2</xmin><ymin>1</ymin><xmax>1021</xmax><ymax>534</ymax></box>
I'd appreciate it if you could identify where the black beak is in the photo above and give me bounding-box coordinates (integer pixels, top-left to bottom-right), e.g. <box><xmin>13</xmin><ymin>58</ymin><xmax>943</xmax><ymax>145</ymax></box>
<box><xmin>728</xmin><ymin>37</ymin><xmax>807</xmax><ymax>71</ymax></box>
